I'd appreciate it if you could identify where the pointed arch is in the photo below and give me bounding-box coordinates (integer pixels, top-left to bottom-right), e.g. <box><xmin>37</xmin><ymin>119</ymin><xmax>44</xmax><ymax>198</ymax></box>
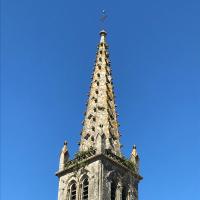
<box><xmin>111</xmin><ymin>181</ymin><xmax>117</xmax><ymax>200</ymax></box>
<box><xmin>67</xmin><ymin>180</ymin><xmax>77</xmax><ymax>200</ymax></box>
<box><xmin>122</xmin><ymin>185</ymin><xmax>127</xmax><ymax>200</ymax></box>
<box><xmin>81</xmin><ymin>178</ymin><xmax>89</xmax><ymax>200</ymax></box>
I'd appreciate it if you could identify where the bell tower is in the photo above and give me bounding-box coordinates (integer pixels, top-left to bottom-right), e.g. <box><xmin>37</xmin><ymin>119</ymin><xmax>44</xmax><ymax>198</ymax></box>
<box><xmin>56</xmin><ymin>30</ymin><xmax>142</xmax><ymax>200</ymax></box>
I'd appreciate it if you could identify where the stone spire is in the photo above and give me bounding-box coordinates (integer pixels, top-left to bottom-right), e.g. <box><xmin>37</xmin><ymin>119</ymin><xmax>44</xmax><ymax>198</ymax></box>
<box><xmin>79</xmin><ymin>30</ymin><xmax>121</xmax><ymax>155</ymax></box>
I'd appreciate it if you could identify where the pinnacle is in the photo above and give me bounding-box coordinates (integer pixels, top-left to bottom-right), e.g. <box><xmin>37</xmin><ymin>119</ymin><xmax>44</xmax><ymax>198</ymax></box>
<box><xmin>131</xmin><ymin>145</ymin><xmax>138</xmax><ymax>158</ymax></box>
<box><xmin>99</xmin><ymin>30</ymin><xmax>107</xmax><ymax>44</ymax></box>
<box><xmin>99</xmin><ymin>29</ymin><xmax>107</xmax><ymax>35</ymax></box>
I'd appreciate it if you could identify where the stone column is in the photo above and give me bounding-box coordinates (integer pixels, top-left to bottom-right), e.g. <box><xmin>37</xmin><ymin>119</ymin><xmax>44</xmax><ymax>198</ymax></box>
<box><xmin>88</xmin><ymin>174</ymin><xmax>95</xmax><ymax>200</ymax></box>
<box><xmin>127</xmin><ymin>190</ymin><xmax>131</xmax><ymax>200</ymax></box>
<box><xmin>105</xmin><ymin>180</ymin><xmax>111</xmax><ymax>200</ymax></box>
<box><xmin>57</xmin><ymin>178</ymin><xmax>65</xmax><ymax>200</ymax></box>
<box><xmin>116</xmin><ymin>181</ymin><xmax>122</xmax><ymax>200</ymax></box>
<box><xmin>77</xmin><ymin>181</ymin><xmax>81</xmax><ymax>200</ymax></box>
<box><xmin>98</xmin><ymin>160</ymin><xmax>103</xmax><ymax>200</ymax></box>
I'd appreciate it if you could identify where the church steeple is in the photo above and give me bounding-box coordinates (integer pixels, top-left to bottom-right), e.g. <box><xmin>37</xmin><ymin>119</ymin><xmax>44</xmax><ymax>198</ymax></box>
<box><xmin>79</xmin><ymin>30</ymin><xmax>121</xmax><ymax>155</ymax></box>
<box><xmin>56</xmin><ymin>29</ymin><xmax>142</xmax><ymax>200</ymax></box>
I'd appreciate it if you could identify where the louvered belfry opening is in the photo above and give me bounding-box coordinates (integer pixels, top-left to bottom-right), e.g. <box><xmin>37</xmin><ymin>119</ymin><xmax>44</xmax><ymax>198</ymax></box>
<box><xmin>70</xmin><ymin>183</ymin><xmax>76</xmax><ymax>200</ymax></box>
<box><xmin>122</xmin><ymin>186</ymin><xmax>127</xmax><ymax>200</ymax></box>
<box><xmin>82</xmin><ymin>178</ymin><xmax>89</xmax><ymax>200</ymax></box>
<box><xmin>111</xmin><ymin>181</ymin><xmax>117</xmax><ymax>200</ymax></box>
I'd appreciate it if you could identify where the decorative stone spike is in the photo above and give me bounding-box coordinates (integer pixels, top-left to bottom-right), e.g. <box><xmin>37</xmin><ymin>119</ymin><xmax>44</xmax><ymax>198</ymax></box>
<box><xmin>59</xmin><ymin>141</ymin><xmax>69</xmax><ymax>171</ymax></box>
<box><xmin>130</xmin><ymin>145</ymin><xmax>140</xmax><ymax>173</ymax></box>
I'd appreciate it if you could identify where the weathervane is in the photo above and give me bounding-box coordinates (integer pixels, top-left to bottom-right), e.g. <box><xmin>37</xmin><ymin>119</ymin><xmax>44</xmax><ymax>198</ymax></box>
<box><xmin>100</xmin><ymin>10</ymin><xmax>108</xmax><ymax>29</ymax></box>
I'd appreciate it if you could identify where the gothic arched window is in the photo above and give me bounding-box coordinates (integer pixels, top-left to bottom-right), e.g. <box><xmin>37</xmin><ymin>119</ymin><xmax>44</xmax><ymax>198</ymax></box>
<box><xmin>111</xmin><ymin>181</ymin><xmax>116</xmax><ymax>200</ymax></box>
<box><xmin>122</xmin><ymin>186</ymin><xmax>127</xmax><ymax>200</ymax></box>
<box><xmin>68</xmin><ymin>182</ymin><xmax>77</xmax><ymax>200</ymax></box>
<box><xmin>82</xmin><ymin>178</ymin><xmax>89</xmax><ymax>200</ymax></box>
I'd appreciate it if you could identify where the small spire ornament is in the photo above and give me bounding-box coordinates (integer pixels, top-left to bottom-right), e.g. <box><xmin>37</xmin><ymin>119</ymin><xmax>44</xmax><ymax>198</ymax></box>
<box><xmin>100</xmin><ymin>10</ymin><xmax>108</xmax><ymax>23</ymax></box>
<box><xmin>59</xmin><ymin>141</ymin><xmax>69</xmax><ymax>171</ymax></box>
<box><xmin>100</xmin><ymin>10</ymin><xmax>108</xmax><ymax>30</ymax></box>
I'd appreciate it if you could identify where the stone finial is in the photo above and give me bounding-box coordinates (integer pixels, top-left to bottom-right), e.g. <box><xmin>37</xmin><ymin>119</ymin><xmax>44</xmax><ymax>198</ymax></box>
<box><xmin>131</xmin><ymin>145</ymin><xmax>138</xmax><ymax>157</ymax></box>
<box><xmin>64</xmin><ymin>140</ymin><xmax>67</xmax><ymax>146</ymax></box>
<box><xmin>59</xmin><ymin>141</ymin><xmax>69</xmax><ymax>171</ymax></box>
<box><xmin>130</xmin><ymin>145</ymin><xmax>140</xmax><ymax>173</ymax></box>
<box><xmin>62</xmin><ymin>141</ymin><xmax>68</xmax><ymax>154</ymax></box>
<box><xmin>130</xmin><ymin>145</ymin><xmax>139</xmax><ymax>163</ymax></box>
<box><xmin>100</xmin><ymin>30</ymin><xmax>107</xmax><ymax>43</ymax></box>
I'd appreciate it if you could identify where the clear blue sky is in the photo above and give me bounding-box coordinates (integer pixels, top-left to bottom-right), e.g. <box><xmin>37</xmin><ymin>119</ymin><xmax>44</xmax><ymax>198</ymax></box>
<box><xmin>1</xmin><ymin>0</ymin><xmax>200</xmax><ymax>199</ymax></box>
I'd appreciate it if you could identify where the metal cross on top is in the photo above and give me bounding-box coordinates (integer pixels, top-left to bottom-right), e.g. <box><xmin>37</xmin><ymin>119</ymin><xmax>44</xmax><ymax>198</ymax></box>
<box><xmin>100</xmin><ymin>10</ymin><xmax>108</xmax><ymax>23</ymax></box>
